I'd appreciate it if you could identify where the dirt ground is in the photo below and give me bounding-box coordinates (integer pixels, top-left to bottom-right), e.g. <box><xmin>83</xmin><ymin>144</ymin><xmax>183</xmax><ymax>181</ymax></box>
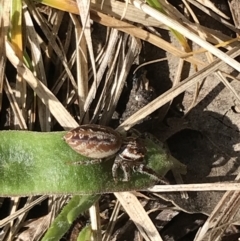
<box><xmin>124</xmin><ymin>10</ymin><xmax>240</xmax><ymax>237</ymax></box>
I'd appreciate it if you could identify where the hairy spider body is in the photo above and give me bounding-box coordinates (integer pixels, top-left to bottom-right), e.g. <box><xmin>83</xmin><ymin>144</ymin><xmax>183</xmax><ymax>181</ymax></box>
<box><xmin>64</xmin><ymin>125</ymin><xmax>122</xmax><ymax>159</ymax></box>
<box><xmin>64</xmin><ymin>124</ymin><xmax>160</xmax><ymax>182</ymax></box>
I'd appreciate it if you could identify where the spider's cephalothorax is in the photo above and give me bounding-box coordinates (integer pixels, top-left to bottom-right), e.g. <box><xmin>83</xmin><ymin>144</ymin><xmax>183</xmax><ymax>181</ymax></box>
<box><xmin>64</xmin><ymin>124</ymin><xmax>160</xmax><ymax>182</ymax></box>
<box><xmin>112</xmin><ymin>137</ymin><xmax>160</xmax><ymax>182</ymax></box>
<box><xmin>112</xmin><ymin>137</ymin><xmax>146</xmax><ymax>182</ymax></box>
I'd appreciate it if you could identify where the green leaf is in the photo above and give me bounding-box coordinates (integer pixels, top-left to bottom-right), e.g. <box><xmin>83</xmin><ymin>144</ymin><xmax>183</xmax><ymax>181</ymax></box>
<box><xmin>0</xmin><ymin>130</ymin><xmax>186</xmax><ymax>196</ymax></box>
<box><xmin>67</xmin><ymin>195</ymin><xmax>100</xmax><ymax>223</ymax></box>
<box><xmin>77</xmin><ymin>225</ymin><xmax>92</xmax><ymax>241</ymax></box>
<box><xmin>143</xmin><ymin>135</ymin><xmax>186</xmax><ymax>176</ymax></box>
<box><xmin>41</xmin><ymin>195</ymin><xmax>99</xmax><ymax>241</ymax></box>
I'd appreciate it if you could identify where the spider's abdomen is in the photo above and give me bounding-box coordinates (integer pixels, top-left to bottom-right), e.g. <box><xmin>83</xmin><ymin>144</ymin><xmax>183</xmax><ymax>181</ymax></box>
<box><xmin>64</xmin><ymin>124</ymin><xmax>122</xmax><ymax>159</ymax></box>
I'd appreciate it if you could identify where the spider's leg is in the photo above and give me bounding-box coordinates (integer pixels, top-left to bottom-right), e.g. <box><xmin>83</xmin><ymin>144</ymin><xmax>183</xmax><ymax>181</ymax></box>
<box><xmin>121</xmin><ymin>163</ymin><xmax>131</xmax><ymax>182</ymax></box>
<box><xmin>112</xmin><ymin>155</ymin><xmax>122</xmax><ymax>182</ymax></box>
<box><xmin>134</xmin><ymin>164</ymin><xmax>168</xmax><ymax>184</ymax></box>
<box><xmin>66</xmin><ymin>159</ymin><xmax>103</xmax><ymax>165</ymax></box>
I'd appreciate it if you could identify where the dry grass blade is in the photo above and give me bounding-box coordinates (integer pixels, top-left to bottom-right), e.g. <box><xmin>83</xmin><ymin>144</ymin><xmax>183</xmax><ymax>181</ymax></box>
<box><xmin>89</xmin><ymin>202</ymin><xmax>102</xmax><ymax>240</ymax></box>
<box><xmin>43</xmin><ymin>0</ymin><xmax>166</xmax><ymax>27</ymax></box>
<box><xmin>10</xmin><ymin>1</ymin><xmax>23</xmax><ymax>59</ymax></box>
<box><xmin>148</xmin><ymin>183</ymin><xmax>240</xmax><ymax>192</ymax></box>
<box><xmin>91</xmin><ymin>10</ymin><xmax>205</xmax><ymax>66</ymax></box>
<box><xmin>99</xmin><ymin>35</ymin><xmax>141</xmax><ymax>125</ymax></box>
<box><xmin>91</xmin><ymin>30</ymin><xmax>124</xmax><ymax>124</ymax></box>
<box><xmin>6</xmin><ymin>41</ymin><xmax>78</xmax><ymax>130</ymax></box>
<box><xmin>195</xmin><ymin>0</ymin><xmax>229</xmax><ymax>19</ymax></box>
<box><xmin>118</xmin><ymin>45</ymin><xmax>240</xmax><ymax>131</ymax></box>
<box><xmin>194</xmin><ymin>173</ymin><xmax>240</xmax><ymax>241</ymax></box>
<box><xmin>11</xmin><ymin>0</ymin><xmax>27</xmax><ymax>127</ymax></box>
<box><xmin>1</xmin><ymin>196</ymin><xmax>50</xmax><ymax>241</ymax></box>
<box><xmin>215</xmin><ymin>71</ymin><xmax>240</xmax><ymax>103</ymax></box>
<box><xmin>183</xmin><ymin>0</ymin><xmax>240</xmax><ymax>110</ymax></box>
<box><xmin>3</xmin><ymin>77</ymin><xmax>27</xmax><ymax>129</ymax></box>
<box><xmin>0</xmin><ymin>196</ymin><xmax>48</xmax><ymax>228</ymax></box>
<box><xmin>184</xmin><ymin>24</ymin><xmax>239</xmax><ymax>49</ymax></box>
<box><xmin>186</xmin><ymin>0</ymin><xmax>238</xmax><ymax>33</ymax></box>
<box><xmin>39</xmin><ymin>1</ymin><xmax>205</xmax><ymax>66</ymax></box>
<box><xmin>10</xmin><ymin>197</ymin><xmax>43</xmax><ymax>239</ymax></box>
<box><xmin>198</xmin><ymin>191</ymin><xmax>240</xmax><ymax>241</ymax></box>
<box><xmin>115</xmin><ymin>192</ymin><xmax>163</xmax><ymax>241</ymax></box>
<box><xmin>84</xmin><ymin>29</ymin><xmax>120</xmax><ymax>111</ymax></box>
<box><xmin>7</xmin><ymin>197</ymin><xmax>20</xmax><ymax>241</ymax></box>
<box><xmin>76</xmin><ymin>0</ymin><xmax>97</xmax><ymax>98</ymax></box>
<box><xmin>23</xmin><ymin>7</ymin><xmax>51</xmax><ymax>131</ymax></box>
<box><xmin>103</xmin><ymin>200</ymin><xmax>121</xmax><ymax>241</ymax></box>
<box><xmin>91</xmin><ymin>0</ymin><xmax>163</xmax><ymax>27</ymax></box>
<box><xmin>70</xmin><ymin>13</ymin><xmax>88</xmax><ymax>120</ymax></box>
<box><xmin>25</xmin><ymin>0</ymin><xmax>78</xmax><ymax>91</ymax></box>
<box><xmin>131</xmin><ymin>0</ymin><xmax>240</xmax><ymax>73</ymax></box>
<box><xmin>0</xmin><ymin>10</ymin><xmax>6</xmax><ymax>112</ymax></box>
<box><xmin>17</xmin><ymin>215</ymin><xmax>51</xmax><ymax>241</ymax></box>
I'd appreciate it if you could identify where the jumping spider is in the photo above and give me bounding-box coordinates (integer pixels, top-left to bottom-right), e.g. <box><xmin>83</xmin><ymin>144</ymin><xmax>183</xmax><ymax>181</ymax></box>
<box><xmin>64</xmin><ymin>124</ymin><xmax>161</xmax><ymax>182</ymax></box>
